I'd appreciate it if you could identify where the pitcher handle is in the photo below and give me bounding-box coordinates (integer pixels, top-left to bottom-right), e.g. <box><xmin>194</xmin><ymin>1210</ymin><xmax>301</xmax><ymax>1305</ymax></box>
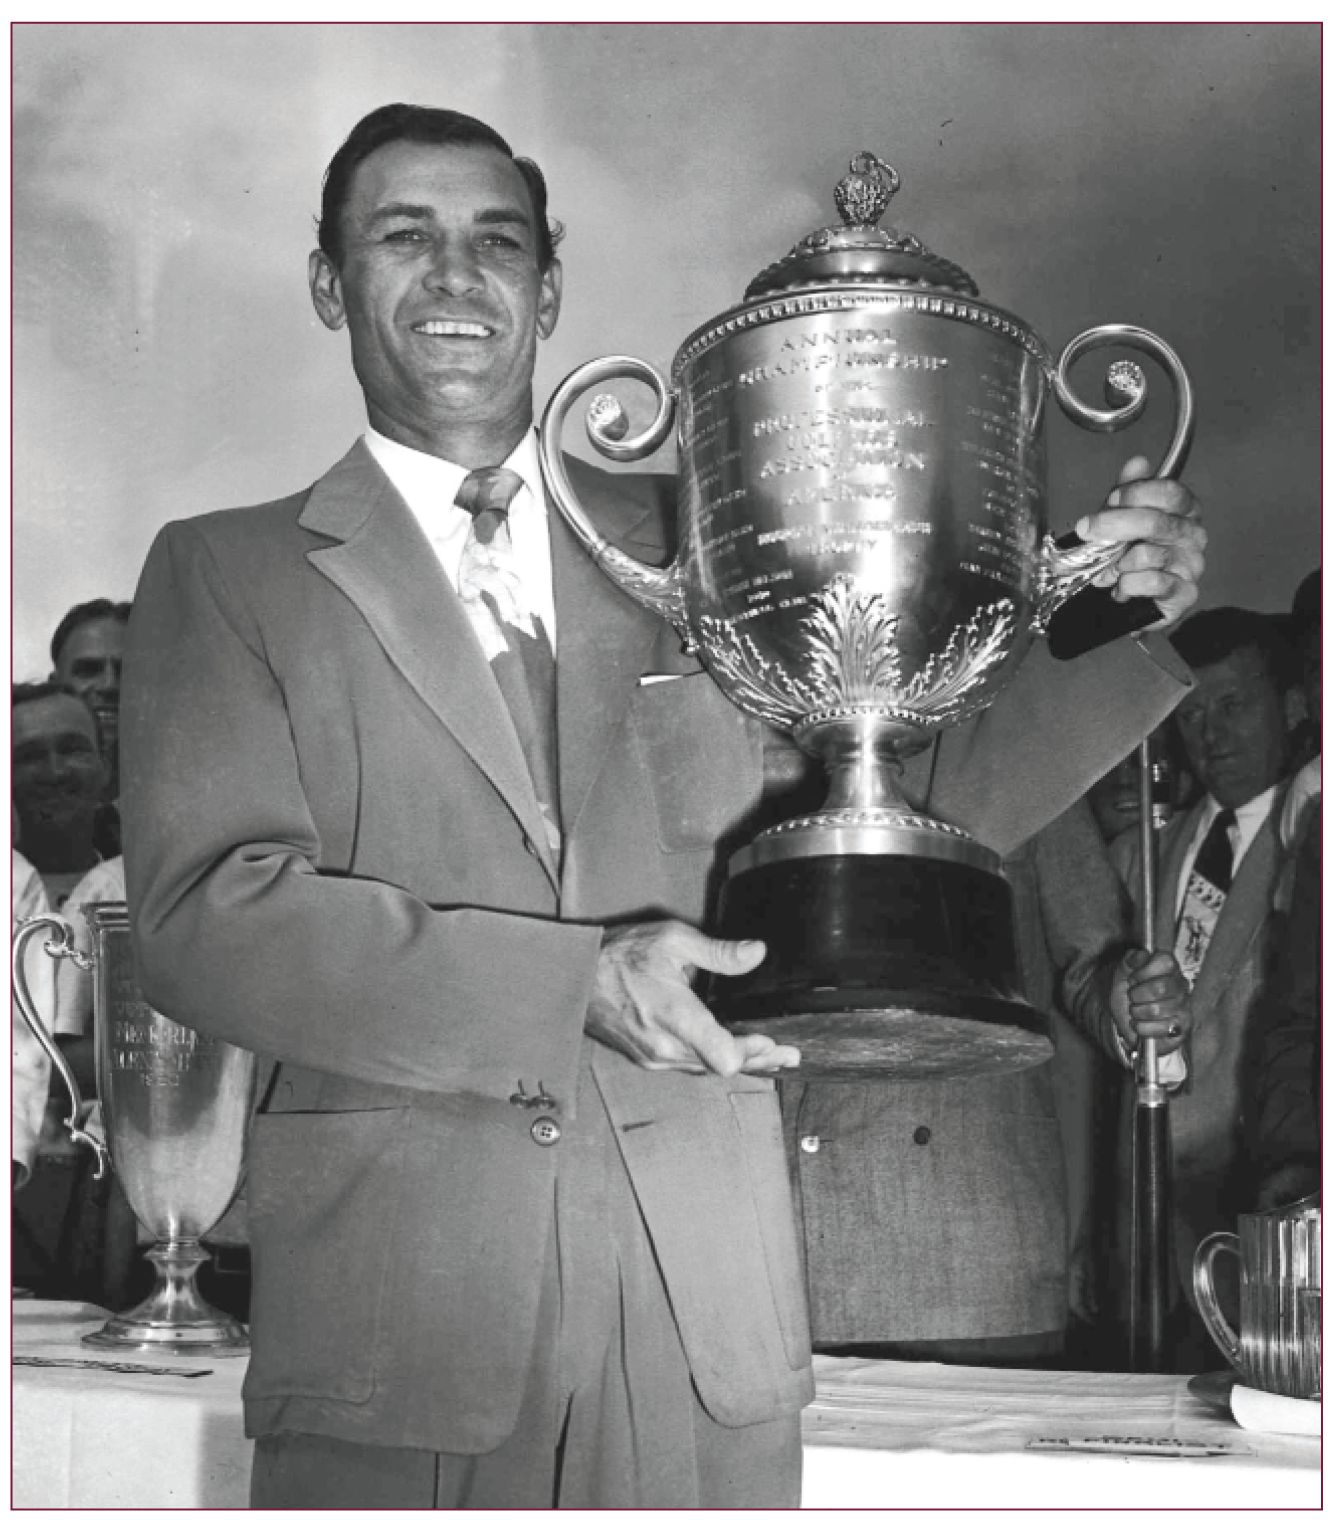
<box><xmin>11</xmin><ymin>915</ymin><xmax>109</xmax><ymax>1178</ymax></box>
<box><xmin>1192</xmin><ymin>1230</ymin><xmax>1242</xmax><ymax>1369</ymax></box>
<box><xmin>538</xmin><ymin>355</ymin><xmax>691</xmax><ymax>642</ymax></box>
<box><xmin>1035</xmin><ymin>324</ymin><xmax>1196</xmax><ymax>628</ymax></box>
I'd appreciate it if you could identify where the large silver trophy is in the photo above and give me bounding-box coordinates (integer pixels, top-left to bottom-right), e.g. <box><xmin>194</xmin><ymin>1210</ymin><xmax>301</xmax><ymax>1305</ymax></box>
<box><xmin>539</xmin><ymin>153</ymin><xmax>1194</xmax><ymax>1079</ymax></box>
<box><xmin>12</xmin><ymin>903</ymin><xmax>254</xmax><ymax>1354</ymax></box>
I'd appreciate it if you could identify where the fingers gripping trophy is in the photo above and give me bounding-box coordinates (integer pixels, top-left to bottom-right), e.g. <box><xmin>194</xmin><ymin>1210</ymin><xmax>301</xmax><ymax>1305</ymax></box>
<box><xmin>12</xmin><ymin>904</ymin><xmax>254</xmax><ymax>1354</ymax></box>
<box><xmin>540</xmin><ymin>154</ymin><xmax>1194</xmax><ymax>1080</ymax></box>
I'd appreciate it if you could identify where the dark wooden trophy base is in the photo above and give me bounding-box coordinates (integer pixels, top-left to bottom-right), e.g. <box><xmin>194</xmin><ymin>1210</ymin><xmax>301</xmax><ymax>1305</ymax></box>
<box><xmin>711</xmin><ymin>849</ymin><xmax>1053</xmax><ymax>1080</ymax></box>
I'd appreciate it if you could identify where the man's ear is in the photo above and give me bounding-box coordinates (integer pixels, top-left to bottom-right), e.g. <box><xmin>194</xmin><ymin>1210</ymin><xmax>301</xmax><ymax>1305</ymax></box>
<box><xmin>1284</xmin><ymin>683</ymin><xmax>1308</xmax><ymax>735</ymax></box>
<box><xmin>309</xmin><ymin>250</ymin><xmax>347</xmax><ymax>332</ymax></box>
<box><xmin>536</xmin><ymin>259</ymin><xmax>562</xmax><ymax>340</ymax></box>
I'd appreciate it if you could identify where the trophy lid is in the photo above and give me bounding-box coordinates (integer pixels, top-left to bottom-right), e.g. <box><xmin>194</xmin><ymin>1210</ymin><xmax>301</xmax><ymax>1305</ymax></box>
<box><xmin>744</xmin><ymin>152</ymin><xmax>979</xmax><ymax>301</ymax></box>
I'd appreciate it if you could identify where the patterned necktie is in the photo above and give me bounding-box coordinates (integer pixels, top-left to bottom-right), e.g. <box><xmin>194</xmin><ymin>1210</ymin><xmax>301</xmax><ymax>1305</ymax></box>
<box><xmin>455</xmin><ymin>467</ymin><xmax>560</xmax><ymax>855</ymax></box>
<box><xmin>1174</xmin><ymin>806</ymin><xmax>1236</xmax><ymax>986</ymax></box>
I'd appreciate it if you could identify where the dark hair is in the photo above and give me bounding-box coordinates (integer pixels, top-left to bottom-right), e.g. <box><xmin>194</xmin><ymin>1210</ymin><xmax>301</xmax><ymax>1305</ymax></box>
<box><xmin>316</xmin><ymin>103</ymin><xmax>563</xmax><ymax>270</ymax></box>
<box><xmin>1170</xmin><ymin>606</ymin><xmax>1299</xmax><ymax>693</ymax></box>
<box><xmin>11</xmin><ymin>680</ymin><xmax>102</xmax><ymax>747</ymax></box>
<box><xmin>50</xmin><ymin>598</ymin><xmax>131</xmax><ymax>668</ymax></box>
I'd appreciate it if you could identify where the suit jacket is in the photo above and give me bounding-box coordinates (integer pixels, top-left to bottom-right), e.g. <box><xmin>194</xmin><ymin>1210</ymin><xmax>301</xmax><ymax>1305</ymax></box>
<box><xmin>780</xmin><ymin>801</ymin><xmax>1131</xmax><ymax>1344</ymax></box>
<box><xmin>122</xmin><ymin>443</ymin><xmax>812</xmax><ymax>1455</ymax></box>
<box><xmin>1108</xmin><ymin>791</ymin><xmax>1287</xmax><ymax>1294</ymax></box>
<box><xmin>1244</xmin><ymin>798</ymin><xmax>1320</xmax><ymax>1190</ymax></box>
<box><xmin>121</xmin><ymin>440</ymin><xmax>1190</xmax><ymax>1448</ymax></box>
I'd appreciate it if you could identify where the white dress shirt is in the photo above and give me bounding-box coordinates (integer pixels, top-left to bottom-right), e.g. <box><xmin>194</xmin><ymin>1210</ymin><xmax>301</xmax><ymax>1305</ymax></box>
<box><xmin>1173</xmin><ymin>782</ymin><xmax>1281</xmax><ymax>915</ymax></box>
<box><xmin>363</xmin><ymin>427</ymin><xmax>557</xmax><ymax>647</ymax></box>
<box><xmin>12</xmin><ymin>851</ymin><xmax>54</xmax><ymax>1182</ymax></box>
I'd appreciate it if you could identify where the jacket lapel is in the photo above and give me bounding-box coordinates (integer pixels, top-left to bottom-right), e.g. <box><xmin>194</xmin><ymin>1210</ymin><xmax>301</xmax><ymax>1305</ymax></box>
<box><xmin>550</xmin><ymin>461</ymin><xmax>671</xmax><ymax>842</ymax></box>
<box><xmin>1191</xmin><ymin>794</ymin><xmax>1284</xmax><ymax>1019</ymax></box>
<box><xmin>298</xmin><ymin>442</ymin><xmax>561</xmax><ymax>892</ymax></box>
<box><xmin>1155</xmin><ymin>809</ymin><xmax>1201</xmax><ymax>945</ymax></box>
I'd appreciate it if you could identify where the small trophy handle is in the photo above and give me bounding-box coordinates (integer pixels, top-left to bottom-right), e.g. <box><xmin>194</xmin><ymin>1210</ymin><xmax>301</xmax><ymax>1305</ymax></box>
<box><xmin>1036</xmin><ymin>323</ymin><xmax>1196</xmax><ymax>630</ymax></box>
<box><xmin>538</xmin><ymin>355</ymin><xmax>691</xmax><ymax>640</ymax></box>
<box><xmin>1191</xmin><ymin>1230</ymin><xmax>1243</xmax><ymax>1369</ymax></box>
<box><xmin>10</xmin><ymin>915</ymin><xmax>110</xmax><ymax>1178</ymax></box>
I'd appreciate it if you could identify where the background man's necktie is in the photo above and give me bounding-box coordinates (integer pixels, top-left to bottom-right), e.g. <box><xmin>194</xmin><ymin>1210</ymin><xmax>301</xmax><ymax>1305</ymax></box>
<box><xmin>456</xmin><ymin>467</ymin><xmax>560</xmax><ymax>854</ymax></box>
<box><xmin>1174</xmin><ymin>806</ymin><xmax>1236</xmax><ymax>987</ymax></box>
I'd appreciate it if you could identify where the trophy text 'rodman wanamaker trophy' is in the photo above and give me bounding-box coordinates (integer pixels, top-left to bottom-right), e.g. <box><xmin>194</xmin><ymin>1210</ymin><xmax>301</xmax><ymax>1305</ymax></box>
<box><xmin>12</xmin><ymin>903</ymin><xmax>254</xmax><ymax>1354</ymax></box>
<box><xmin>539</xmin><ymin>153</ymin><xmax>1194</xmax><ymax>1080</ymax></box>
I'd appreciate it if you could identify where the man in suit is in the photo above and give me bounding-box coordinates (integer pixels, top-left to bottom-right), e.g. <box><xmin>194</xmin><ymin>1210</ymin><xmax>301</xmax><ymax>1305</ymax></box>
<box><xmin>120</xmin><ymin>104</ymin><xmax>1207</xmax><ymax>1506</ymax></box>
<box><xmin>1102</xmin><ymin>607</ymin><xmax>1302</xmax><ymax>1369</ymax></box>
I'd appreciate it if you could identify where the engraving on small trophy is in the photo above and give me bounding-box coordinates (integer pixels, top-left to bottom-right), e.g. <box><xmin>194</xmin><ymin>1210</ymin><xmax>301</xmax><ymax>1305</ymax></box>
<box><xmin>110</xmin><ymin>1011</ymin><xmax>202</xmax><ymax>1086</ymax></box>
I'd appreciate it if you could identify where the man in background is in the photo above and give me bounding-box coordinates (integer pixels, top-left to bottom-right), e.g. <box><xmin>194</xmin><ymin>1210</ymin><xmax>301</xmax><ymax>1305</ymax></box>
<box><xmin>1106</xmin><ymin>606</ymin><xmax>1302</xmax><ymax>1369</ymax></box>
<box><xmin>11</xmin><ymin>682</ymin><xmax>108</xmax><ymax>910</ymax></box>
<box><xmin>49</xmin><ymin>598</ymin><xmax>129</xmax><ymax>852</ymax></box>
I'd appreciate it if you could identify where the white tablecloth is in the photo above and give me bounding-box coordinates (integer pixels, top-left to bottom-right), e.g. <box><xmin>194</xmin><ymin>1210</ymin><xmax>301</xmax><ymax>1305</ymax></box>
<box><xmin>11</xmin><ymin>1299</ymin><xmax>252</xmax><ymax>1508</ymax></box>
<box><xmin>11</xmin><ymin>1302</ymin><xmax>1322</xmax><ymax>1509</ymax></box>
<box><xmin>801</xmin><ymin>1353</ymin><xmax>1321</xmax><ymax>1508</ymax></box>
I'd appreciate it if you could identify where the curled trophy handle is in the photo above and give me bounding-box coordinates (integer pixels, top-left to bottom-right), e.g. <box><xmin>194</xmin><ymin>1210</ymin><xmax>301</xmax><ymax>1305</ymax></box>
<box><xmin>1191</xmin><ymin>1230</ymin><xmax>1242</xmax><ymax>1369</ymax></box>
<box><xmin>1035</xmin><ymin>323</ymin><xmax>1196</xmax><ymax>633</ymax></box>
<box><xmin>538</xmin><ymin>355</ymin><xmax>691</xmax><ymax>641</ymax></box>
<box><xmin>11</xmin><ymin>915</ymin><xmax>110</xmax><ymax>1179</ymax></box>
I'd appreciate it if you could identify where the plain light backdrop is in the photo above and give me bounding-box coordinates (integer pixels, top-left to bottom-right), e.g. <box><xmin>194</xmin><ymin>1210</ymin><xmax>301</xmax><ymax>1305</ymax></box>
<box><xmin>10</xmin><ymin>21</ymin><xmax>1321</xmax><ymax>680</ymax></box>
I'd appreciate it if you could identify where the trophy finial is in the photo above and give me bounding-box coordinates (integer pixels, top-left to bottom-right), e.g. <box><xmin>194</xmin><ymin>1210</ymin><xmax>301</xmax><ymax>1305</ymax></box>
<box><xmin>834</xmin><ymin>152</ymin><xmax>899</xmax><ymax>228</ymax></box>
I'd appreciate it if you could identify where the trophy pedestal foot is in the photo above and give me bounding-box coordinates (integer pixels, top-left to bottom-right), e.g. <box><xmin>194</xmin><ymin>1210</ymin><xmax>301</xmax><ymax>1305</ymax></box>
<box><xmin>712</xmin><ymin>836</ymin><xmax>1052</xmax><ymax>1080</ymax></box>
<box><xmin>81</xmin><ymin>1239</ymin><xmax>249</xmax><ymax>1357</ymax></box>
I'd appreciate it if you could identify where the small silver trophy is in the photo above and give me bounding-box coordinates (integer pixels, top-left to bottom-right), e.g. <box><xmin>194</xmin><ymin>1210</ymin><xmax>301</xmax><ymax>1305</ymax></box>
<box><xmin>12</xmin><ymin>902</ymin><xmax>254</xmax><ymax>1354</ymax></box>
<box><xmin>1194</xmin><ymin>1195</ymin><xmax>1321</xmax><ymax>1401</ymax></box>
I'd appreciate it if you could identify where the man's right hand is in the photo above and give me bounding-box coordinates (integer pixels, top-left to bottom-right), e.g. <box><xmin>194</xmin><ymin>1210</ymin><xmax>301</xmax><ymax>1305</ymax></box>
<box><xmin>585</xmin><ymin>919</ymin><xmax>801</xmax><ymax>1077</ymax></box>
<box><xmin>1110</xmin><ymin>947</ymin><xmax>1188</xmax><ymax>1057</ymax></box>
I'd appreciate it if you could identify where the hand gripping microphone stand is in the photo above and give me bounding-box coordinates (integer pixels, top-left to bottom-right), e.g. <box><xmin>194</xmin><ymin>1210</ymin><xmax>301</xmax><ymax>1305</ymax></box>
<box><xmin>1126</xmin><ymin>735</ymin><xmax>1173</xmax><ymax>1370</ymax></box>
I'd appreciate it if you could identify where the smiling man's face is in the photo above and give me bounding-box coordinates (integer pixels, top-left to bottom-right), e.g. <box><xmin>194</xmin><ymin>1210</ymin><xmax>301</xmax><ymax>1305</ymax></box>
<box><xmin>1174</xmin><ymin>644</ymin><xmax>1292</xmax><ymax>810</ymax></box>
<box><xmin>11</xmin><ymin>692</ymin><xmax>107</xmax><ymax>851</ymax></box>
<box><xmin>309</xmin><ymin>139</ymin><xmax>562</xmax><ymax>464</ymax></box>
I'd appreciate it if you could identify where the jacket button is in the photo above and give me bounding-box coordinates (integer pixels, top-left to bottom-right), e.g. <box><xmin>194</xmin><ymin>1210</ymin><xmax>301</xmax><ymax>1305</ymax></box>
<box><xmin>530</xmin><ymin>1116</ymin><xmax>561</xmax><ymax>1146</ymax></box>
<box><xmin>913</xmin><ymin>1126</ymin><xmax>932</xmax><ymax>1146</ymax></box>
<box><xmin>799</xmin><ymin>1134</ymin><xmax>822</xmax><ymax>1154</ymax></box>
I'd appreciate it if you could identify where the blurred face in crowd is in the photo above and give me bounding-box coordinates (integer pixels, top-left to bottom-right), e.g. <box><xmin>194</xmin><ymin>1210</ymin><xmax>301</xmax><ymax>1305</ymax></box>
<box><xmin>1088</xmin><ymin>751</ymin><xmax>1144</xmax><ymax>844</ymax></box>
<box><xmin>11</xmin><ymin>693</ymin><xmax>108</xmax><ymax>864</ymax></box>
<box><xmin>1174</xmin><ymin>644</ymin><xmax>1292</xmax><ymax>810</ymax></box>
<box><xmin>1087</xmin><ymin>727</ymin><xmax>1188</xmax><ymax>842</ymax></box>
<box><xmin>308</xmin><ymin>138</ymin><xmax>562</xmax><ymax>461</ymax></box>
<box><xmin>52</xmin><ymin>616</ymin><xmax>125</xmax><ymax>756</ymax></box>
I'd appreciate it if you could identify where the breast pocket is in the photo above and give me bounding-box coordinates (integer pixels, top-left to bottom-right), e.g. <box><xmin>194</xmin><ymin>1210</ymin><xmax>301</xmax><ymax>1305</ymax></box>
<box><xmin>631</xmin><ymin>673</ymin><xmax>764</xmax><ymax>852</ymax></box>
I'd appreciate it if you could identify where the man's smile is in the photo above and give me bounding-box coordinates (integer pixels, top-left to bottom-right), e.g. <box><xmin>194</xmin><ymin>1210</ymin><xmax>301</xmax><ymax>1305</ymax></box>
<box><xmin>412</xmin><ymin>319</ymin><xmax>495</xmax><ymax>338</ymax></box>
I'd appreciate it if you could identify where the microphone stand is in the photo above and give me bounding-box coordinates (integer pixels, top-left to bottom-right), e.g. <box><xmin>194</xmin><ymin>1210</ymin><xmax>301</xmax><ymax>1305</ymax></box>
<box><xmin>1126</xmin><ymin>735</ymin><xmax>1173</xmax><ymax>1370</ymax></box>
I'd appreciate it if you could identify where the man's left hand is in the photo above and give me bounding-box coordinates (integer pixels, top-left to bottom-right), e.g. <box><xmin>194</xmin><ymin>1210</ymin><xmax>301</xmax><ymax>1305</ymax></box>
<box><xmin>1074</xmin><ymin>454</ymin><xmax>1206</xmax><ymax>629</ymax></box>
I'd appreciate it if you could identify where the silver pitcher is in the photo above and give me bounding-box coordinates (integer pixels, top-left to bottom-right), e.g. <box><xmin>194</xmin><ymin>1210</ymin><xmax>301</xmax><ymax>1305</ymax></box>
<box><xmin>539</xmin><ymin>151</ymin><xmax>1194</xmax><ymax>1078</ymax></box>
<box><xmin>1193</xmin><ymin>1194</ymin><xmax>1321</xmax><ymax>1400</ymax></box>
<box><xmin>12</xmin><ymin>902</ymin><xmax>253</xmax><ymax>1354</ymax></box>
